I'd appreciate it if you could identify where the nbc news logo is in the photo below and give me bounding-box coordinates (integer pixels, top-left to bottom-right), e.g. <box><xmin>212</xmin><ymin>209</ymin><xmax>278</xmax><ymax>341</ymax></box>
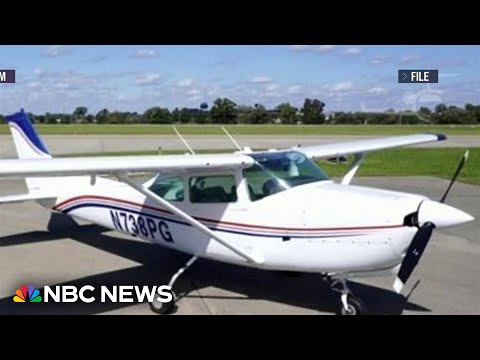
<box><xmin>13</xmin><ymin>285</ymin><xmax>42</xmax><ymax>303</ymax></box>
<box><xmin>12</xmin><ymin>284</ymin><xmax>173</xmax><ymax>304</ymax></box>
<box><xmin>0</xmin><ymin>70</ymin><xmax>15</xmax><ymax>83</ymax></box>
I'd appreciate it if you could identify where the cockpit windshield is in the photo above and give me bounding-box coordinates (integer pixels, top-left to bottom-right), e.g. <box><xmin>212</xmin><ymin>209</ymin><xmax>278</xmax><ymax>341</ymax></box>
<box><xmin>244</xmin><ymin>151</ymin><xmax>330</xmax><ymax>201</ymax></box>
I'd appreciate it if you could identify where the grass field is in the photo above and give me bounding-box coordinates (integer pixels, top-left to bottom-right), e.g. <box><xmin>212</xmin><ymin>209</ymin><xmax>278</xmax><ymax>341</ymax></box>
<box><xmin>1</xmin><ymin>124</ymin><xmax>479</xmax><ymax>136</ymax></box>
<box><xmin>319</xmin><ymin>148</ymin><xmax>479</xmax><ymax>186</ymax></box>
<box><xmin>61</xmin><ymin>148</ymin><xmax>480</xmax><ymax>185</ymax></box>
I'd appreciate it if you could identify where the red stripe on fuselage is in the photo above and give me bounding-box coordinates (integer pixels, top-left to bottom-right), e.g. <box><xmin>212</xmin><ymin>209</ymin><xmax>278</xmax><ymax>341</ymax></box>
<box><xmin>53</xmin><ymin>195</ymin><xmax>404</xmax><ymax>232</ymax></box>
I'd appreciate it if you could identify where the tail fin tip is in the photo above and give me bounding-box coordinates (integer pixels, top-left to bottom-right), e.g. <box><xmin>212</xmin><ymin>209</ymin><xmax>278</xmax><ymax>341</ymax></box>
<box><xmin>5</xmin><ymin>108</ymin><xmax>50</xmax><ymax>157</ymax></box>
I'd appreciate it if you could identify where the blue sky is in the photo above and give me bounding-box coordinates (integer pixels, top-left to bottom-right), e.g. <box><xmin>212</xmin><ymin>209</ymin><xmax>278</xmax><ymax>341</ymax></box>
<box><xmin>1</xmin><ymin>45</ymin><xmax>479</xmax><ymax>115</ymax></box>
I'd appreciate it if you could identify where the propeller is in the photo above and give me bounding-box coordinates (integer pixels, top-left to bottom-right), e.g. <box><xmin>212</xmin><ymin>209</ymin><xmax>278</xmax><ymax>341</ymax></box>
<box><xmin>439</xmin><ymin>150</ymin><xmax>469</xmax><ymax>204</ymax></box>
<box><xmin>394</xmin><ymin>222</ymin><xmax>435</xmax><ymax>293</ymax></box>
<box><xmin>394</xmin><ymin>150</ymin><xmax>470</xmax><ymax>294</ymax></box>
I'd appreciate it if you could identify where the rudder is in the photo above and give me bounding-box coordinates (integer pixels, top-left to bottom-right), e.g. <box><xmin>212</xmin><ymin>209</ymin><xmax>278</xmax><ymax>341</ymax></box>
<box><xmin>5</xmin><ymin>109</ymin><xmax>51</xmax><ymax>160</ymax></box>
<box><xmin>4</xmin><ymin>109</ymin><xmax>52</xmax><ymax>192</ymax></box>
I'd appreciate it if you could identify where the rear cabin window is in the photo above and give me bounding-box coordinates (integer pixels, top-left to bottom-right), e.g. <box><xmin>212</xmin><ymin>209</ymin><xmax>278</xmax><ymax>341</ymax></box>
<box><xmin>149</xmin><ymin>176</ymin><xmax>185</xmax><ymax>202</ymax></box>
<box><xmin>189</xmin><ymin>175</ymin><xmax>237</xmax><ymax>203</ymax></box>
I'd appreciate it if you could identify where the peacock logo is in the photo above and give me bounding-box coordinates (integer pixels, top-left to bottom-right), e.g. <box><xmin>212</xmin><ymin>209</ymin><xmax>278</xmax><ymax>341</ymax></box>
<box><xmin>13</xmin><ymin>285</ymin><xmax>42</xmax><ymax>303</ymax></box>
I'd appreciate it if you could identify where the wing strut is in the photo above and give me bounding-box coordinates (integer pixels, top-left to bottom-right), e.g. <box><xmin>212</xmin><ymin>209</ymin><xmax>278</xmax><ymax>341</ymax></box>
<box><xmin>341</xmin><ymin>152</ymin><xmax>365</xmax><ymax>185</ymax></box>
<box><xmin>115</xmin><ymin>173</ymin><xmax>263</xmax><ymax>265</ymax></box>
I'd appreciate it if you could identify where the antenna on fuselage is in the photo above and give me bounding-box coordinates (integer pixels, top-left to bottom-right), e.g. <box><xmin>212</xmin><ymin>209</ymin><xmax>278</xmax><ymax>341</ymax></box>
<box><xmin>172</xmin><ymin>126</ymin><xmax>196</xmax><ymax>155</ymax></box>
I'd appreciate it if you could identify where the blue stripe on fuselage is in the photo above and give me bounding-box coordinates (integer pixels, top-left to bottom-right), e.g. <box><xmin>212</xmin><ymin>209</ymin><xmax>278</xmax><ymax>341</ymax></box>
<box><xmin>61</xmin><ymin>202</ymin><xmax>363</xmax><ymax>239</ymax></box>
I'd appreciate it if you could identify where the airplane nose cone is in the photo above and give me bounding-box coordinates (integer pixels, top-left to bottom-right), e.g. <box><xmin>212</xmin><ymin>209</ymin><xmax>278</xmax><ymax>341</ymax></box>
<box><xmin>418</xmin><ymin>200</ymin><xmax>474</xmax><ymax>228</ymax></box>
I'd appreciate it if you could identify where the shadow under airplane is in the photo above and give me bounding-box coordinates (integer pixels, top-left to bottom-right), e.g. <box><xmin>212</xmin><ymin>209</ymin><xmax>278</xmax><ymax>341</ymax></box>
<box><xmin>0</xmin><ymin>215</ymin><xmax>430</xmax><ymax>315</ymax></box>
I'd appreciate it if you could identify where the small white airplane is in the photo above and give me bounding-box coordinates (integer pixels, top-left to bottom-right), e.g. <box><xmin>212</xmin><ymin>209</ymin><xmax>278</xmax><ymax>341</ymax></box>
<box><xmin>0</xmin><ymin>109</ymin><xmax>474</xmax><ymax>315</ymax></box>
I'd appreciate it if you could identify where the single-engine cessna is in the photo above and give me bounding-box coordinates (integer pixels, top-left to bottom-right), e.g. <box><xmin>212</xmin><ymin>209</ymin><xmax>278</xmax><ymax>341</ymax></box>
<box><xmin>0</xmin><ymin>109</ymin><xmax>473</xmax><ymax>315</ymax></box>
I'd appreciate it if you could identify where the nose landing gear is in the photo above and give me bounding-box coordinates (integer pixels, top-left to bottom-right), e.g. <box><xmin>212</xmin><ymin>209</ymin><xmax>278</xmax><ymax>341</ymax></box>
<box><xmin>324</xmin><ymin>275</ymin><xmax>368</xmax><ymax>315</ymax></box>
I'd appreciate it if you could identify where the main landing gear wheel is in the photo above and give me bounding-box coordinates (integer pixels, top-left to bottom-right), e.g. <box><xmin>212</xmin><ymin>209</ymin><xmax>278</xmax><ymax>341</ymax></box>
<box><xmin>340</xmin><ymin>295</ymin><xmax>367</xmax><ymax>315</ymax></box>
<box><xmin>149</xmin><ymin>255</ymin><xmax>198</xmax><ymax>315</ymax></box>
<box><xmin>149</xmin><ymin>289</ymin><xmax>177</xmax><ymax>315</ymax></box>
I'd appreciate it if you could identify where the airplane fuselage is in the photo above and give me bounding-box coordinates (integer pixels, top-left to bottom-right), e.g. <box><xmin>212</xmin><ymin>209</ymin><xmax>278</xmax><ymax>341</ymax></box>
<box><xmin>39</xmin><ymin>175</ymin><xmax>426</xmax><ymax>278</ymax></box>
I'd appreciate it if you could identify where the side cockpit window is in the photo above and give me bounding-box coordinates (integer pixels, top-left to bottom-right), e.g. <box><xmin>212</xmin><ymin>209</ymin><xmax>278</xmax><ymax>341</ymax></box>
<box><xmin>149</xmin><ymin>176</ymin><xmax>185</xmax><ymax>202</ymax></box>
<box><xmin>189</xmin><ymin>175</ymin><xmax>237</xmax><ymax>203</ymax></box>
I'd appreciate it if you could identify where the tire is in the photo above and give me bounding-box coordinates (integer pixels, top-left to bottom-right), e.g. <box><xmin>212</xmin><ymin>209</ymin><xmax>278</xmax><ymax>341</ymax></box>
<box><xmin>340</xmin><ymin>295</ymin><xmax>368</xmax><ymax>315</ymax></box>
<box><xmin>149</xmin><ymin>290</ymin><xmax>177</xmax><ymax>315</ymax></box>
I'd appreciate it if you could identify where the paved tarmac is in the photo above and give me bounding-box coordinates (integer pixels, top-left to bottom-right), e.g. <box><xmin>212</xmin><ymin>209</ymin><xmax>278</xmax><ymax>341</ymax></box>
<box><xmin>0</xmin><ymin>135</ymin><xmax>478</xmax><ymax>158</ymax></box>
<box><xmin>0</xmin><ymin>176</ymin><xmax>478</xmax><ymax>315</ymax></box>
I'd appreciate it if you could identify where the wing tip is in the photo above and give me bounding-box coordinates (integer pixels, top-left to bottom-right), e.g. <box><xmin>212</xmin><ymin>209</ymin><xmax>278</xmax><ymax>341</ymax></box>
<box><xmin>436</xmin><ymin>133</ymin><xmax>447</xmax><ymax>141</ymax></box>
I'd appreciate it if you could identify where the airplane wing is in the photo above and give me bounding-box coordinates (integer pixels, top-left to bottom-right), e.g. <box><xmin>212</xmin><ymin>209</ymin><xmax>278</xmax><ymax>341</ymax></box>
<box><xmin>0</xmin><ymin>193</ymin><xmax>58</xmax><ymax>204</ymax></box>
<box><xmin>0</xmin><ymin>152</ymin><xmax>261</xmax><ymax>264</ymax></box>
<box><xmin>0</xmin><ymin>133</ymin><xmax>446</xmax><ymax>178</ymax></box>
<box><xmin>298</xmin><ymin>133</ymin><xmax>447</xmax><ymax>160</ymax></box>
<box><xmin>0</xmin><ymin>134</ymin><xmax>447</xmax><ymax>178</ymax></box>
<box><xmin>0</xmin><ymin>153</ymin><xmax>255</xmax><ymax>178</ymax></box>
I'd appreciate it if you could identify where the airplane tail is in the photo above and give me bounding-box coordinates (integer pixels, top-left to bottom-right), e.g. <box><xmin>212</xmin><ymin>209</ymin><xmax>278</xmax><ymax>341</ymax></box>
<box><xmin>2</xmin><ymin>110</ymin><xmax>79</xmax><ymax>231</ymax></box>
<box><xmin>5</xmin><ymin>109</ymin><xmax>51</xmax><ymax>160</ymax></box>
<box><xmin>4</xmin><ymin>109</ymin><xmax>53</xmax><ymax>192</ymax></box>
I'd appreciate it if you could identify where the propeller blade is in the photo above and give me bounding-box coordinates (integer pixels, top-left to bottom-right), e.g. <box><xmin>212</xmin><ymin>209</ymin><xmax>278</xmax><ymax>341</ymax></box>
<box><xmin>440</xmin><ymin>150</ymin><xmax>469</xmax><ymax>204</ymax></box>
<box><xmin>393</xmin><ymin>222</ymin><xmax>435</xmax><ymax>294</ymax></box>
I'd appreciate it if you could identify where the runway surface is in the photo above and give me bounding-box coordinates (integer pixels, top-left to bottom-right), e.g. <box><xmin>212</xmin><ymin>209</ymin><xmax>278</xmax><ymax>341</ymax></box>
<box><xmin>0</xmin><ymin>135</ymin><xmax>478</xmax><ymax>157</ymax></box>
<box><xmin>0</xmin><ymin>176</ymin><xmax>478</xmax><ymax>315</ymax></box>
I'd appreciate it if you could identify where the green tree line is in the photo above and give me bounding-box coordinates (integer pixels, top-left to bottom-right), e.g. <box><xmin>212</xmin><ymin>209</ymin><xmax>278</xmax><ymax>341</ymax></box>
<box><xmin>1</xmin><ymin>99</ymin><xmax>479</xmax><ymax>125</ymax></box>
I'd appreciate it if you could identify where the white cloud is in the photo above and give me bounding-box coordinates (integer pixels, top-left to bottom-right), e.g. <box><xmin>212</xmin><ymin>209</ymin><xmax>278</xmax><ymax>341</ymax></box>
<box><xmin>344</xmin><ymin>47</ymin><xmax>363</xmax><ymax>55</ymax></box>
<box><xmin>9</xmin><ymin>77</ymin><xmax>480</xmax><ymax>116</ymax></box>
<box><xmin>368</xmin><ymin>87</ymin><xmax>386</xmax><ymax>95</ymax></box>
<box><xmin>33</xmin><ymin>68</ymin><xmax>45</xmax><ymax>76</ymax></box>
<box><xmin>188</xmin><ymin>95</ymin><xmax>202</xmax><ymax>102</ymax></box>
<box><xmin>132</xmin><ymin>49</ymin><xmax>158</xmax><ymax>58</ymax></box>
<box><xmin>290</xmin><ymin>45</ymin><xmax>335</xmax><ymax>54</ymax></box>
<box><xmin>186</xmin><ymin>88</ymin><xmax>200</xmax><ymax>96</ymax></box>
<box><xmin>135</xmin><ymin>73</ymin><xmax>161</xmax><ymax>86</ymax></box>
<box><xmin>289</xmin><ymin>45</ymin><xmax>311</xmax><ymax>51</ymax></box>
<box><xmin>39</xmin><ymin>70</ymin><xmax>98</xmax><ymax>91</ymax></box>
<box><xmin>42</xmin><ymin>45</ymin><xmax>69</xmax><ymax>57</ymax></box>
<box><xmin>400</xmin><ymin>55</ymin><xmax>419</xmax><ymax>64</ymax></box>
<box><xmin>315</xmin><ymin>45</ymin><xmax>336</xmax><ymax>53</ymax></box>
<box><xmin>27</xmin><ymin>81</ymin><xmax>42</xmax><ymax>89</ymax></box>
<box><xmin>15</xmin><ymin>64</ymin><xmax>480</xmax><ymax>116</ymax></box>
<box><xmin>370</xmin><ymin>56</ymin><xmax>388</xmax><ymax>65</ymax></box>
<box><xmin>439</xmin><ymin>73</ymin><xmax>460</xmax><ymax>78</ymax></box>
<box><xmin>287</xmin><ymin>85</ymin><xmax>302</xmax><ymax>94</ymax></box>
<box><xmin>177</xmin><ymin>79</ymin><xmax>193</xmax><ymax>87</ymax></box>
<box><xmin>265</xmin><ymin>84</ymin><xmax>279</xmax><ymax>92</ymax></box>
<box><xmin>250</xmin><ymin>76</ymin><xmax>271</xmax><ymax>84</ymax></box>
<box><xmin>89</xmin><ymin>55</ymin><xmax>109</xmax><ymax>63</ymax></box>
<box><xmin>55</xmin><ymin>82</ymin><xmax>72</xmax><ymax>90</ymax></box>
<box><xmin>207</xmin><ymin>85</ymin><xmax>220</xmax><ymax>96</ymax></box>
<box><xmin>332</xmin><ymin>81</ymin><xmax>354</xmax><ymax>92</ymax></box>
<box><xmin>262</xmin><ymin>89</ymin><xmax>282</xmax><ymax>98</ymax></box>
